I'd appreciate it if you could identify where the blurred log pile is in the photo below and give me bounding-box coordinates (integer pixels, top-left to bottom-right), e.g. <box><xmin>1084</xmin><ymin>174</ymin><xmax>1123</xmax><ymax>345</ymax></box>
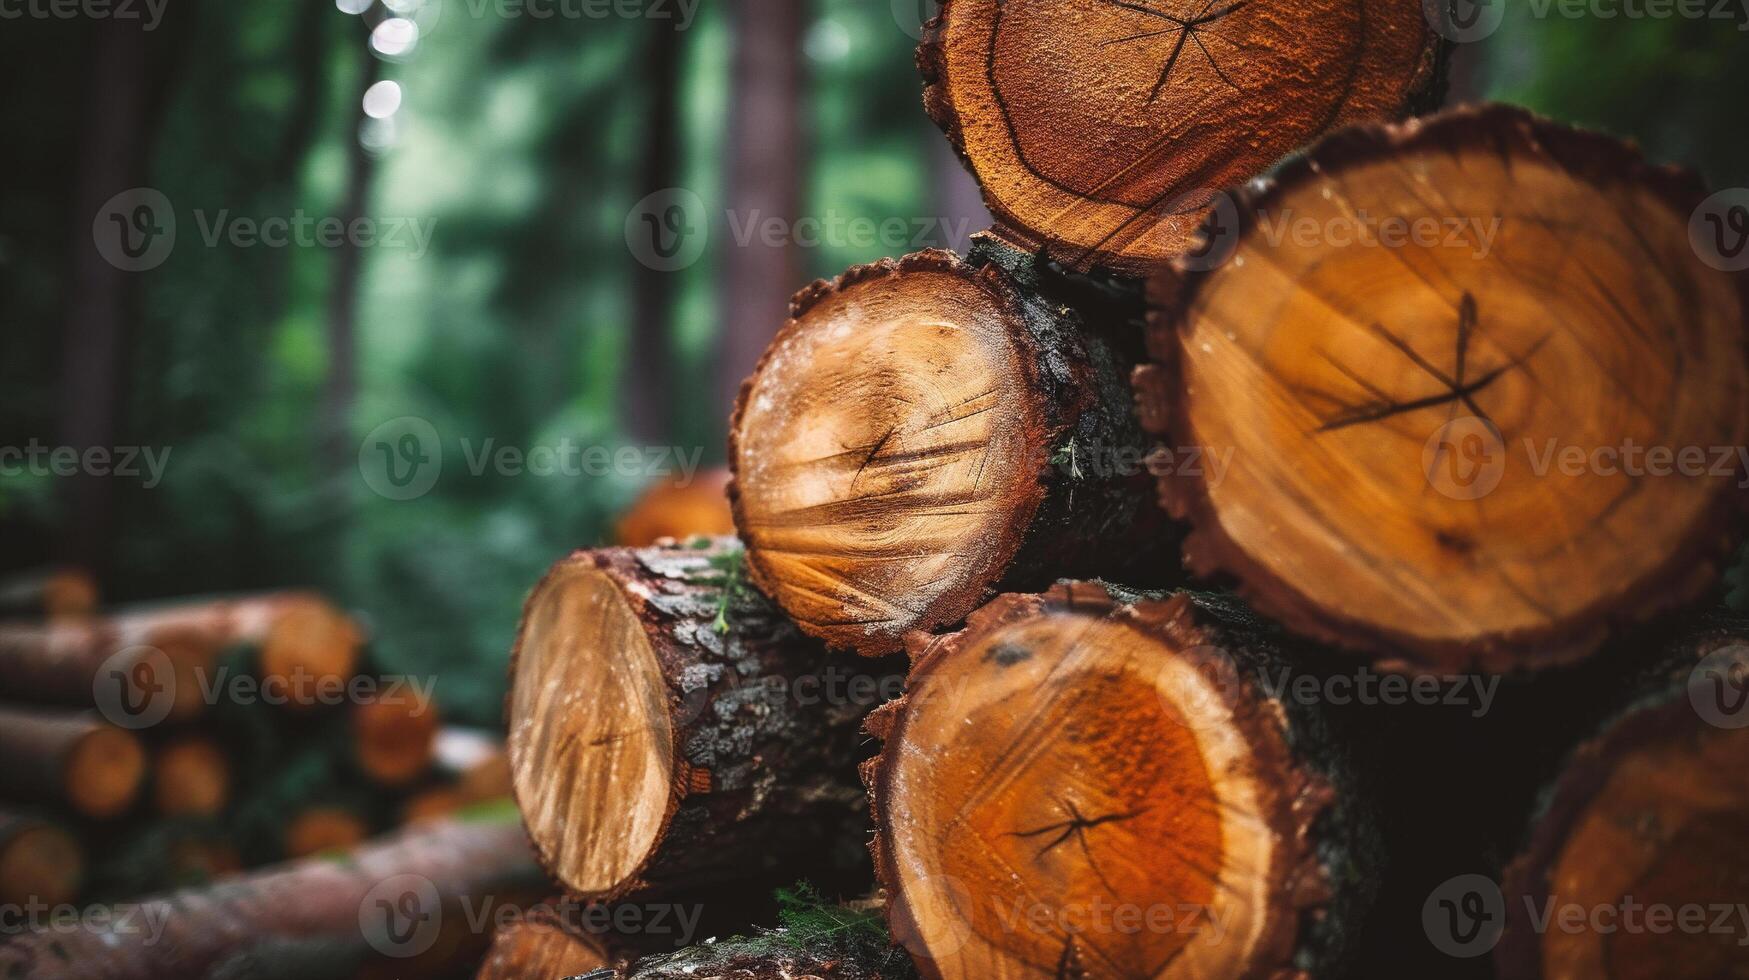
<box><xmin>0</xmin><ymin>576</ymin><xmax>514</xmax><ymax>912</ymax></box>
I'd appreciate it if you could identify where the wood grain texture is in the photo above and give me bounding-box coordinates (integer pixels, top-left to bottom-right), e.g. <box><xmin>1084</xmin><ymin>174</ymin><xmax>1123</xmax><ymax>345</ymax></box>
<box><xmin>1140</xmin><ymin>104</ymin><xmax>1749</xmax><ymax>673</ymax></box>
<box><xmin>920</xmin><ymin>0</ymin><xmax>1445</xmax><ymax>274</ymax></box>
<box><xmin>866</xmin><ymin>582</ymin><xmax>1379</xmax><ymax>979</ymax></box>
<box><xmin>730</xmin><ymin>243</ymin><xmax>1164</xmax><ymax>657</ymax></box>
<box><xmin>1499</xmin><ymin>630</ymin><xmax>1749</xmax><ymax>979</ymax></box>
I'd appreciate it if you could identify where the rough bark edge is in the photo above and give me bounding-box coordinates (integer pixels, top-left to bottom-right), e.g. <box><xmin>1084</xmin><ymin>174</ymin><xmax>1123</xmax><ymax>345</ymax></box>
<box><xmin>916</xmin><ymin>0</ymin><xmax>1450</xmax><ymax>278</ymax></box>
<box><xmin>864</xmin><ymin>582</ymin><xmax>1359</xmax><ymax>980</ymax></box>
<box><xmin>726</xmin><ymin>248</ymin><xmax>1059</xmax><ymax>656</ymax></box>
<box><xmin>1141</xmin><ymin>101</ymin><xmax>1749</xmax><ymax>675</ymax></box>
<box><xmin>507</xmin><ymin>539</ymin><xmax>869</xmax><ymax>901</ymax></box>
<box><xmin>508</xmin><ymin>548</ymin><xmax>690</xmax><ymax>902</ymax></box>
<box><xmin>1495</xmin><ymin>627</ymin><xmax>1746</xmax><ymax>977</ymax></box>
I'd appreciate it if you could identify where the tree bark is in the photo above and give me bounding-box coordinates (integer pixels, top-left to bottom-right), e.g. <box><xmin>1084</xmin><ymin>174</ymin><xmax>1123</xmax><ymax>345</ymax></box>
<box><xmin>507</xmin><ymin>538</ymin><xmax>877</xmax><ymax>902</ymax></box>
<box><xmin>0</xmin><ymin>707</ymin><xmax>146</xmax><ymax>819</ymax></box>
<box><xmin>729</xmin><ymin>239</ymin><xmax>1167</xmax><ymax>656</ymax></box>
<box><xmin>917</xmin><ymin>0</ymin><xmax>1444</xmax><ymax>274</ymax></box>
<box><xmin>865</xmin><ymin>582</ymin><xmax>1381</xmax><ymax>980</ymax></box>
<box><xmin>621</xmin><ymin>928</ymin><xmax>918</xmax><ymax>980</ymax></box>
<box><xmin>716</xmin><ymin>0</ymin><xmax>805</xmax><ymax>428</ymax></box>
<box><xmin>1138</xmin><ymin>104</ymin><xmax>1749</xmax><ymax>673</ymax></box>
<box><xmin>1497</xmin><ymin>623</ymin><xmax>1749</xmax><ymax>979</ymax></box>
<box><xmin>0</xmin><ymin>819</ymin><xmax>547</xmax><ymax>980</ymax></box>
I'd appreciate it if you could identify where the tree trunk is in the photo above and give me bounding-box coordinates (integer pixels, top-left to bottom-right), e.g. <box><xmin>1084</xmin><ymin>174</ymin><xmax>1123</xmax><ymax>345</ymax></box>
<box><xmin>507</xmin><ymin>538</ymin><xmax>877</xmax><ymax>902</ymax></box>
<box><xmin>1139</xmin><ymin>104</ymin><xmax>1749</xmax><ymax>673</ymax></box>
<box><xmin>0</xmin><ymin>707</ymin><xmax>146</xmax><ymax>819</ymax></box>
<box><xmin>917</xmin><ymin>0</ymin><xmax>1444</xmax><ymax>274</ymax></box>
<box><xmin>56</xmin><ymin>20</ymin><xmax>154</xmax><ymax>578</ymax></box>
<box><xmin>477</xmin><ymin>907</ymin><xmax>619</xmax><ymax>980</ymax></box>
<box><xmin>1497</xmin><ymin>625</ymin><xmax>1749</xmax><ymax>979</ymax></box>
<box><xmin>0</xmin><ymin>808</ymin><xmax>85</xmax><ymax>907</ymax></box>
<box><xmin>728</xmin><ymin>239</ymin><xmax>1167</xmax><ymax>656</ymax></box>
<box><xmin>321</xmin><ymin>45</ymin><xmax>382</xmax><ymax>473</ymax></box>
<box><xmin>623</xmin><ymin>17</ymin><xmax>684</xmax><ymax>444</ymax></box>
<box><xmin>0</xmin><ymin>819</ymin><xmax>547</xmax><ymax>980</ymax></box>
<box><xmin>716</xmin><ymin>0</ymin><xmax>804</xmax><ymax>428</ymax></box>
<box><xmin>865</xmin><ymin>582</ymin><xmax>1382</xmax><ymax>980</ymax></box>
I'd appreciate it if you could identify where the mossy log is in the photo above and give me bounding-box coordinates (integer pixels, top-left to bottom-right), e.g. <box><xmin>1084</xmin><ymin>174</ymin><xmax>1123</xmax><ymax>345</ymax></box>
<box><xmin>508</xmin><ymin>538</ymin><xmax>879</xmax><ymax>902</ymax></box>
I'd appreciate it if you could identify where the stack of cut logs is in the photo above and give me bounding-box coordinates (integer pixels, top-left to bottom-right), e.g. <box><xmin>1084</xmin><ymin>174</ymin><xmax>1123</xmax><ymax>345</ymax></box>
<box><xmin>6</xmin><ymin>1</ymin><xmax>1747</xmax><ymax>977</ymax></box>
<box><xmin>496</xmin><ymin>2</ymin><xmax>1749</xmax><ymax>978</ymax></box>
<box><xmin>0</xmin><ymin>569</ymin><xmax>512</xmax><ymax>913</ymax></box>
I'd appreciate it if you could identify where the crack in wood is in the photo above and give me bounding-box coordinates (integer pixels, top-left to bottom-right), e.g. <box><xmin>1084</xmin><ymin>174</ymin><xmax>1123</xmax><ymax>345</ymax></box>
<box><xmin>1094</xmin><ymin>0</ymin><xmax>1249</xmax><ymax>98</ymax></box>
<box><xmin>1315</xmin><ymin>291</ymin><xmax>1550</xmax><ymax>433</ymax></box>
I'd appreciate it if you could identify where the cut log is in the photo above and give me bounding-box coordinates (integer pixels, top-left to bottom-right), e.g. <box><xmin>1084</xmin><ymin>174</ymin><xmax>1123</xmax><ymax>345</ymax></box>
<box><xmin>0</xmin><ymin>809</ymin><xmax>84</xmax><ymax>906</ymax></box>
<box><xmin>730</xmin><ymin>243</ymin><xmax>1165</xmax><ymax>656</ymax></box>
<box><xmin>244</xmin><ymin>592</ymin><xmax>365</xmax><ymax>710</ymax></box>
<box><xmin>919</xmin><ymin>0</ymin><xmax>1445</xmax><ymax>274</ymax></box>
<box><xmin>866</xmin><ymin>582</ymin><xmax>1379</xmax><ymax>979</ymax></box>
<box><xmin>284</xmin><ymin>804</ymin><xmax>371</xmax><ymax>858</ymax></box>
<box><xmin>0</xmin><ymin>567</ymin><xmax>99</xmax><ymax>620</ymax></box>
<box><xmin>507</xmin><ymin>538</ymin><xmax>874</xmax><ymax>901</ymax></box>
<box><xmin>0</xmin><ymin>707</ymin><xmax>145</xmax><ymax>818</ymax></box>
<box><xmin>1498</xmin><ymin>629</ymin><xmax>1749</xmax><ymax>978</ymax></box>
<box><xmin>0</xmin><ymin>591</ymin><xmax>363</xmax><ymax>721</ymax></box>
<box><xmin>0</xmin><ymin>616</ymin><xmax>220</xmax><ymax>723</ymax></box>
<box><xmin>352</xmin><ymin>684</ymin><xmax>439</xmax><ymax>787</ymax></box>
<box><xmin>1139</xmin><ymin>104</ymin><xmax>1749</xmax><ymax>673</ymax></box>
<box><xmin>615</xmin><ymin>468</ymin><xmax>737</xmax><ymax>547</ymax></box>
<box><xmin>0</xmin><ymin>819</ymin><xmax>547</xmax><ymax>980</ymax></box>
<box><xmin>476</xmin><ymin>907</ymin><xmax>618</xmax><ymax>980</ymax></box>
<box><xmin>152</xmin><ymin>736</ymin><xmax>230</xmax><ymax>817</ymax></box>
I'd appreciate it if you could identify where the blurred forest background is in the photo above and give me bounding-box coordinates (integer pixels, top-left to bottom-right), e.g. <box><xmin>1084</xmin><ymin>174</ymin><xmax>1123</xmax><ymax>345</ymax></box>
<box><xmin>2</xmin><ymin>1</ymin><xmax>1746</xmax><ymax>725</ymax></box>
